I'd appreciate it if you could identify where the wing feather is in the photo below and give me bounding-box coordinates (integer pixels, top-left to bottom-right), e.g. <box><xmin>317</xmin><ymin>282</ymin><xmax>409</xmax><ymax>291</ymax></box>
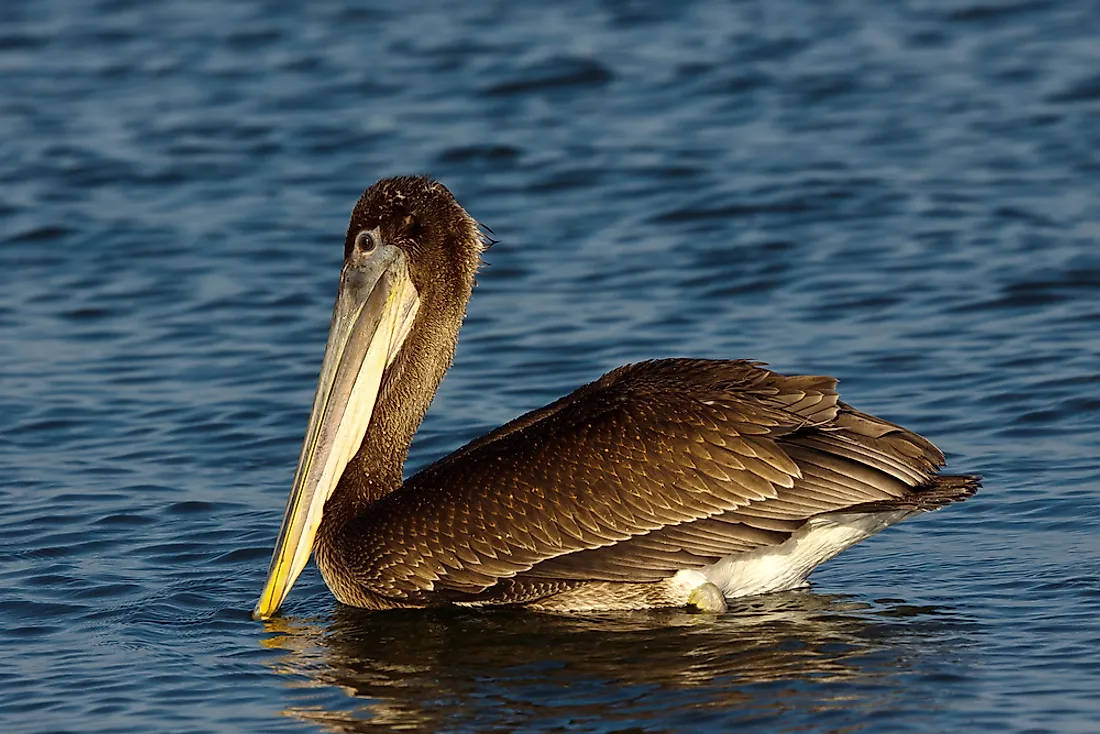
<box><xmin>343</xmin><ymin>359</ymin><xmax>964</xmax><ymax>602</ymax></box>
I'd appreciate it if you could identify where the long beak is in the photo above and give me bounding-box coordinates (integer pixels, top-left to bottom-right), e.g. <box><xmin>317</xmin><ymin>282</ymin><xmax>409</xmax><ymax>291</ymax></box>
<box><xmin>253</xmin><ymin>244</ymin><xmax>419</xmax><ymax>620</ymax></box>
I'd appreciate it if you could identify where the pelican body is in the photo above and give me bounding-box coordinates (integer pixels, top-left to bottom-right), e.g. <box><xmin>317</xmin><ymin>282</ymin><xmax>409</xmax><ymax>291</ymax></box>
<box><xmin>253</xmin><ymin>176</ymin><xmax>978</xmax><ymax>619</ymax></box>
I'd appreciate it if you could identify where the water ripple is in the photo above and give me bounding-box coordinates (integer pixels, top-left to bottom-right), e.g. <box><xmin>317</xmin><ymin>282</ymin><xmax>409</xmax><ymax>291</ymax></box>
<box><xmin>2</xmin><ymin>0</ymin><xmax>1099</xmax><ymax>732</ymax></box>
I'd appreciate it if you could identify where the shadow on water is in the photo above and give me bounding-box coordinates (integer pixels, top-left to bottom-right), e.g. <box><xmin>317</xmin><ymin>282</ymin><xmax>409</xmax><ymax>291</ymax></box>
<box><xmin>259</xmin><ymin>592</ymin><xmax>975</xmax><ymax>732</ymax></box>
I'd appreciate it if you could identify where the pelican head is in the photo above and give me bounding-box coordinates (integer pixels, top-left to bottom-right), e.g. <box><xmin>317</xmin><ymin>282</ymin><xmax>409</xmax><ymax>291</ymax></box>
<box><xmin>253</xmin><ymin>176</ymin><xmax>485</xmax><ymax>619</ymax></box>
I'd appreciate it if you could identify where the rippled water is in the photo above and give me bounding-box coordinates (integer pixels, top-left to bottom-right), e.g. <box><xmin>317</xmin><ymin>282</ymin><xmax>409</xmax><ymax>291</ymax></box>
<box><xmin>3</xmin><ymin>0</ymin><xmax>1100</xmax><ymax>731</ymax></box>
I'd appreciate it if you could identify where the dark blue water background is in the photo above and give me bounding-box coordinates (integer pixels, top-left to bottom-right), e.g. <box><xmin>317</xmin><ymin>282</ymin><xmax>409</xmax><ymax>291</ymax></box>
<box><xmin>3</xmin><ymin>1</ymin><xmax>1099</xmax><ymax>731</ymax></box>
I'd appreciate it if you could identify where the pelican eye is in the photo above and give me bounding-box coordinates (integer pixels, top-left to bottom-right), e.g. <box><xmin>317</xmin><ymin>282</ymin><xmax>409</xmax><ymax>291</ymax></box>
<box><xmin>355</xmin><ymin>230</ymin><xmax>378</xmax><ymax>253</ymax></box>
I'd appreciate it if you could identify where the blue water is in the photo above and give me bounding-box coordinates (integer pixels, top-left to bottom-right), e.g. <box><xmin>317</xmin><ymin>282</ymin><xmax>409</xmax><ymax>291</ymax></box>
<box><xmin>3</xmin><ymin>0</ymin><xmax>1100</xmax><ymax>731</ymax></box>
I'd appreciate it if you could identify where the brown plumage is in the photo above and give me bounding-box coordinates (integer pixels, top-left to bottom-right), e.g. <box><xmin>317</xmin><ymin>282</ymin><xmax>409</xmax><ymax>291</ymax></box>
<box><xmin>259</xmin><ymin>175</ymin><xmax>978</xmax><ymax>617</ymax></box>
<box><xmin>320</xmin><ymin>358</ymin><xmax>976</xmax><ymax>609</ymax></box>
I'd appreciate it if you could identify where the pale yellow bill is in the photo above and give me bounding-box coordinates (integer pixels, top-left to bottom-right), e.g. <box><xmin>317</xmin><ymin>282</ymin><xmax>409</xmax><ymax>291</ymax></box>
<box><xmin>253</xmin><ymin>245</ymin><xmax>419</xmax><ymax>620</ymax></box>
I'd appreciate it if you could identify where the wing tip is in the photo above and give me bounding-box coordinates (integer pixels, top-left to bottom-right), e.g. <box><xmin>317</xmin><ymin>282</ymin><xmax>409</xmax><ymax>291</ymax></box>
<box><xmin>831</xmin><ymin>473</ymin><xmax>981</xmax><ymax>514</ymax></box>
<box><xmin>920</xmin><ymin>473</ymin><xmax>981</xmax><ymax>507</ymax></box>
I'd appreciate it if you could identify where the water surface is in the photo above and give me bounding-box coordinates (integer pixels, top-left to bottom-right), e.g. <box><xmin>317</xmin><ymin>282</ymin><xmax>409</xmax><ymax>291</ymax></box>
<box><xmin>3</xmin><ymin>0</ymin><xmax>1100</xmax><ymax>732</ymax></box>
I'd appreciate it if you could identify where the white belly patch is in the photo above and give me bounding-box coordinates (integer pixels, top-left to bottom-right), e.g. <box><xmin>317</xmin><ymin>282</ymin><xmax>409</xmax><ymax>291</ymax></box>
<box><xmin>698</xmin><ymin>510</ymin><xmax>915</xmax><ymax>598</ymax></box>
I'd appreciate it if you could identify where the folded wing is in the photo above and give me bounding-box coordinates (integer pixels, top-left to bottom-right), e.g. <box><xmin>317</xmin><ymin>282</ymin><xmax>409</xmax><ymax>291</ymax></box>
<box><xmin>343</xmin><ymin>359</ymin><xmax>971</xmax><ymax>603</ymax></box>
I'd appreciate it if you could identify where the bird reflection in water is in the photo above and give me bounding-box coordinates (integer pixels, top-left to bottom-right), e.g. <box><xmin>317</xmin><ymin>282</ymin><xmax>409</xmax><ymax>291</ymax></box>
<box><xmin>259</xmin><ymin>592</ymin><xmax>970</xmax><ymax>732</ymax></box>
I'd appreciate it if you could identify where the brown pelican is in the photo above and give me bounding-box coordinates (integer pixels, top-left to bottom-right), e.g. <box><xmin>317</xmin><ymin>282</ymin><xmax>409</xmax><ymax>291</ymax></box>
<box><xmin>253</xmin><ymin>176</ymin><xmax>978</xmax><ymax>620</ymax></box>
